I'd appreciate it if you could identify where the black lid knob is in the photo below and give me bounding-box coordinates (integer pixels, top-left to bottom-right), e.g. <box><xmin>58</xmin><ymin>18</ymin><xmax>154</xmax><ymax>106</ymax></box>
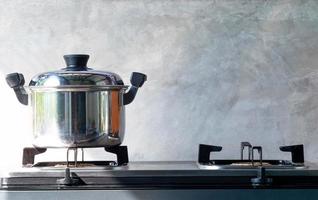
<box><xmin>63</xmin><ymin>54</ymin><xmax>89</xmax><ymax>70</ymax></box>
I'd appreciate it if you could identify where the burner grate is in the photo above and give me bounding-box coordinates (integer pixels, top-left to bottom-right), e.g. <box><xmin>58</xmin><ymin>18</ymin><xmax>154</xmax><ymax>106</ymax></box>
<box><xmin>22</xmin><ymin>145</ymin><xmax>129</xmax><ymax>167</ymax></box>
<box><xmin>198</xmin><ymin>142</ymin><xmax>305</xmax><ymax>168</ymax></box>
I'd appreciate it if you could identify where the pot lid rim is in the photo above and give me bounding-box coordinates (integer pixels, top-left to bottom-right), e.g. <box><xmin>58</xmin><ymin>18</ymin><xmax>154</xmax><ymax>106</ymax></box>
<box><xmin>27</xmin><ymin>85</ymin><xmax>129</xmax><ymax>92</ymax></box>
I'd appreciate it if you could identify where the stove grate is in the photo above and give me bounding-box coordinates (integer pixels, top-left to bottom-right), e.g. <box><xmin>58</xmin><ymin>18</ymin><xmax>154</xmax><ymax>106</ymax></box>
<box><xmin>198</xmin><ymin>142</ymin><xmax>304</xmax><ymax>168</ymax></box>
<box><xmin>22</xmin><ymin>145</ymin><xmax>129</xmax><ymax>167</ymax></box>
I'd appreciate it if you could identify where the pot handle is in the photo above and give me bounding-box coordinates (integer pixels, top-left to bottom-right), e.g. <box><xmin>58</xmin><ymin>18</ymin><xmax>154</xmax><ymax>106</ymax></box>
<box><xmin>6</xmin><ymin>73</ymin><xmax>28</xmax><ymax>105</ymax></box>
<box><xmin>123</xmin><ymin>72</ymin><xmax>147</xmax><ymax>105</ymax></box>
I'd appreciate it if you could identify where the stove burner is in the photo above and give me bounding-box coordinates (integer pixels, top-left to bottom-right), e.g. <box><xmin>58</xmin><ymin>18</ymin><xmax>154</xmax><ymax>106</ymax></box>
<box><xmin>32</xmin><ymin>161</ymin><xmax>117</xmax><ymax>168</ymax></box>
<box><xmin>22</xmin><ymin>145</ymin><xmax>129</xmax><ymax>167</ymax></box>
<box><xmin>198</xmin><ymin>142</ymin><xmax>305</xmax><ymax>169</ymax></box>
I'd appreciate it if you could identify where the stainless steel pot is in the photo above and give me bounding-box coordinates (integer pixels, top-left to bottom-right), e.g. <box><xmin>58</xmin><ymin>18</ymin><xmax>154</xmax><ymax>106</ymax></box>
<box><xmin>6</xmin><ymin>54</ymin><xmax>147</xmax><ymax>148</ymax></box>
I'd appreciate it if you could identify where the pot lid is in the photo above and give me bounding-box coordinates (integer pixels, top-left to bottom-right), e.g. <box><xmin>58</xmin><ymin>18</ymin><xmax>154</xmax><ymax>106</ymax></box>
<box><xmin>29</xmin><ymin>54</ymin><xmax>125</xmax><ymax>87</ymax></box>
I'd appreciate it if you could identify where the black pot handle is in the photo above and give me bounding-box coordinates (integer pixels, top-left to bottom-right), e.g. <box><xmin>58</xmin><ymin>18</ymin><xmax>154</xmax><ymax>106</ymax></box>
<box><xmin>6</xmin><ymin>73</ymin><xmax>25</xmax><ymax>88</ymax></box>
<box><xmin>6</xmin><ymin>73</ymin><xmax>28</xmax><ymax>105</ymax></box>
<box><xmin>123</xmin><ymin>72</ymin><xmax>147</xmax><ymax>105</ymax></box>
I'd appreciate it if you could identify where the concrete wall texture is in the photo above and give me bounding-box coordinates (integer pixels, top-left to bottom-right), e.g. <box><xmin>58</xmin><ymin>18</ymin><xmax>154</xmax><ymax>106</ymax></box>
<box><xmin>0</xmin><ymin>0</ymin><xmax>318</xmax><ymax>166</ymax></box>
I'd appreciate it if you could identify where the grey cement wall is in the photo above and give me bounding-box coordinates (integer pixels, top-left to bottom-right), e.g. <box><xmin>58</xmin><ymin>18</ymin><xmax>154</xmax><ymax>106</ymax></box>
<box><xmin>0</xmin><ymin>0</ymin><xmax>318</xmax><ymax>165</ymax></box>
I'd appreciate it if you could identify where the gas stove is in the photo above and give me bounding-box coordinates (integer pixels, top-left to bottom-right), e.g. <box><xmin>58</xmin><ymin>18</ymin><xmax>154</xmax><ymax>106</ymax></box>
<box><xmin>1</xmin><ymin>143</ymin><xmax>318</xmax><ymax>200</ymax></box>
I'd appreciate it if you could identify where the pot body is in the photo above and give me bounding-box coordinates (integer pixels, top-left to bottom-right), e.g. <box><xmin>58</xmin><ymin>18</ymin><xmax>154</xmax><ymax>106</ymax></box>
<box><xmin>6</xmin><ymin>54</ymin><xmax>147</xmax><ymax>148</ymax></box>
<box><xmin>30</xmin><ymin>87</ymin><xmax>126</xmax><ymax>148</ymax></box>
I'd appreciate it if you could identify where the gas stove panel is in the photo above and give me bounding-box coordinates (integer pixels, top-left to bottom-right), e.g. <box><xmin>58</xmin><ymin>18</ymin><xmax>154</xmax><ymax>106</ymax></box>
<box><xmin>2</xmin><ymin>161</ymin><xmax>318</xmax><ymax>190</ymax></box>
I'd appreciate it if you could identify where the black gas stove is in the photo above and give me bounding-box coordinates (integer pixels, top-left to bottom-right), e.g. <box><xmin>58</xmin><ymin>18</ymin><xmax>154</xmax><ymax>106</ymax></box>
<box><xmin>1</xmin><ymin>143</ymin><xmax>318</xmax><ymax>200</ymax></box>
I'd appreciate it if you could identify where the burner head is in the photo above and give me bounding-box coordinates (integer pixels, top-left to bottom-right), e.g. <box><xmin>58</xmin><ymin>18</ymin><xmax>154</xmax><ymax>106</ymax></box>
<box><xmin>33</xmin><ymin>161</ymin><xmax>118</xmax><ymax>169</ymax></box>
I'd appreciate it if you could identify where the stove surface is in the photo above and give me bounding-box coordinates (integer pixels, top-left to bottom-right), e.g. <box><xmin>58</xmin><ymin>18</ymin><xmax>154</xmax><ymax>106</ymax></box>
<box><xmin>2</xmin><ymin>161</ymin><xmax>318</xmax><ymax>177</ymax></box>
